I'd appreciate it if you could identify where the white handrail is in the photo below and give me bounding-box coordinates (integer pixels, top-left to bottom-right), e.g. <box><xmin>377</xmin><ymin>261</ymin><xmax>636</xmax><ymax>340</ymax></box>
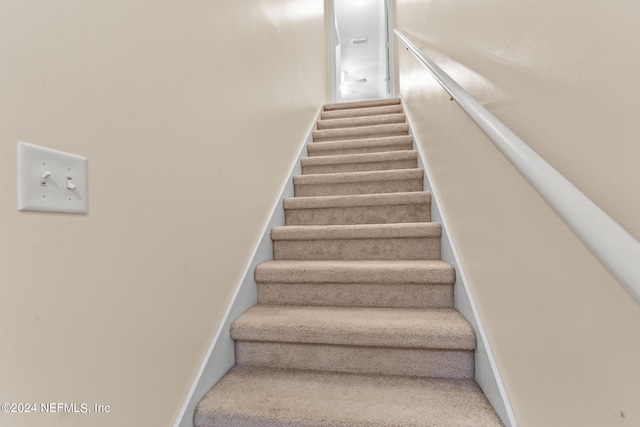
<box><xmin>395</xmin><ymin>29</ymin><xmax>640</xmax><ymax>306</ymax></box>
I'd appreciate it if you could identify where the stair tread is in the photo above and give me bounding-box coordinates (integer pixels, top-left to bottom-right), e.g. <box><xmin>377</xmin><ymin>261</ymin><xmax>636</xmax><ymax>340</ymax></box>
<box><xmin>323</xmin><ymin>97</ymin><xmax>401</xmax><ymax>111</ymax></box>
<box><xmin>321</xmin><ymin>104</ymin><xmax>403</xmax><ymax>120</ymax></box>
<box><xmin>284</xmin><ymin>191</ymin><xmax>429</xmax><ymax>210</ymax></box>
<box><xmin>301</xmin><ymin>150</ymin><xmax>417</xmax><ymax>166</ymax></box>
<box><xmin>284</xmin><ymin>192</ymin><xmax>430</xmax><ymax>225</ymax></box>
<box><xmin>195</xmin><ymin>366</ymin><xmax>503</xmax><ymax>427</ymax></box>
<box><xmin>310</xmin><ymin>134</ymin><xmax>413</xmax><ymax>146</ymax></box>
<box><xmin>309</xmin><ymin>134</ymin><xmax>413</xmax><ymax>148</ymax></box>
<box><xmin>313</xmin><ymin>123</ymin><xmax>409</xmax><ymax>142</ymax></box>
<box><xmin>255</xmin><ymin>259</ymin><xmax>454</xmax><ymax>284</ymax></box>
<box><xmin>294</xmin><ymin>168</ymin><xmax>423</xmax><ymax>185</ymax></box>
<box><xmin>307</xmin><ymin>135</ymin><xmax>414</xmax><ymax>157</ymax></box>
<box><xmin>316</xmin><ymin>113</ymin><xmax>405</xmax><ymax>130</ymax></box>
<box><xmin>271</xmin><ymin>222</ymin><xmax>441</xmax><ymax>240</ymax></box>
<box><xmin>231</xmin><ymin>305</ymin><xmax>475</xmax><ymax>350</ymax></box>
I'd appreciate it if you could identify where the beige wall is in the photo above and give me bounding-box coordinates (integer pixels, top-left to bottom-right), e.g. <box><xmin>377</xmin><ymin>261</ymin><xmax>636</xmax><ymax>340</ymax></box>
<box><xmin>395</xmin><ymin>0</ymin><xmax>640</xmax><ymax>426</ymax></box>
<box><xmin>0</xmin><ymin>1</ymin><xmax>327</xmax><ymax>426</ymax></box>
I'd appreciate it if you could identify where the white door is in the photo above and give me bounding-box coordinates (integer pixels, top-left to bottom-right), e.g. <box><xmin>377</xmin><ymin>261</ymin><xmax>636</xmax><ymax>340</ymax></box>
<box><xmin>329</xmin><ymin>0</ymin><xmax>395</xmax><ymax>102</ymax></box>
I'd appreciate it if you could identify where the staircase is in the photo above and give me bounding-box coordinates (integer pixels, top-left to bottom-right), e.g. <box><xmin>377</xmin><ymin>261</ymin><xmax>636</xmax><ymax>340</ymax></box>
<box><xmin>194</xmin><ymin>98</ymin><xmax>503</xmax><ymax>427</ymax></box>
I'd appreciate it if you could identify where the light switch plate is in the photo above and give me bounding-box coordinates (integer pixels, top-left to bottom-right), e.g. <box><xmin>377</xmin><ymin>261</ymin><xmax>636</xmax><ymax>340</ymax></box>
<box><xmin>18</xmin><ymin>141</ymin><xmax>88</xmax><ymax>214</ymax></box>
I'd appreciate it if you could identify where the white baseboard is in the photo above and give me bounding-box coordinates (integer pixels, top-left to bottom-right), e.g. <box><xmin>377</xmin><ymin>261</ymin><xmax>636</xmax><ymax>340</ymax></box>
<box><xmin>172</xmin><ymin>109</ymin><xmax>320</xmax><ymax>427</ymax></box>
<box><xmin>404</xmin><ymin>102</ymin><xmax>518</xmax><ymax>427</ymax></box>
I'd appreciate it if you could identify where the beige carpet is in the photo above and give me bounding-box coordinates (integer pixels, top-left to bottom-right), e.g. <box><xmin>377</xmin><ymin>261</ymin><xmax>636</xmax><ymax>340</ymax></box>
<box><xmin>195</xmin><ymin>98</ymin><xmax>504</xmax><ymax>426</ymax></box>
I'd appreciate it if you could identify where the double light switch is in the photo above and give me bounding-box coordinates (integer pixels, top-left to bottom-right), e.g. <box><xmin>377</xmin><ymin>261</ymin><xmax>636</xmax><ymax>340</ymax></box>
<box><xmin>18</xmin><ymin>142</ymin><xmax>88</xmax><ymax>214</ymax></box>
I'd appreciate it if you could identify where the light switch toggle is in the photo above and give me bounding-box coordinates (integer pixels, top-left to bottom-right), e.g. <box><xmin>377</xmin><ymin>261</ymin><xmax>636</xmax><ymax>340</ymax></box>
<box><xmin>66</xmin><ymin>178</ymin><xmax>77</xmax><ymax>190</ymax></box>
<box><xmin>40</xmin><ymin>171</ymin><xmax>52</xmax><ymax>186</ymax></box>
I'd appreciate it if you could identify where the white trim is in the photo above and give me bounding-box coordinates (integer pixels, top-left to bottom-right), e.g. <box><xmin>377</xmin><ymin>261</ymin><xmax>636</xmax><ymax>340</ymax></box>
<box><xmin>172</xmin><ymin>109</ymin><xmax>320</xmax><ymax>427</ymax></box>
<box><xmin>395</xmin><ymin>29</ymin><xmax>640</xmax><ymax>307</ymax></box>
<box><xmin>384</xmin><ymin>0</ymin><xmax>397</xmax><ymax>98</ymax></box>
<box><xmin>327</xmin><ymin>0</ymin><xmax>339</xmax><ymax>103</ymax></box>
<box><xmin>404</xmin><ymin>102</ymin><xmax>518</xmax><ymax>427</ymax></box>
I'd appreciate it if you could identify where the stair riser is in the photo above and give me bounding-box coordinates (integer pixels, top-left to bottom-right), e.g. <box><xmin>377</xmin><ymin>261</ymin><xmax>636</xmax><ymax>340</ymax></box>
<box><xmin>316</xmin><ymin>114</ymin><xmax>405</xmax><ymax>130</ymax></box>
<box><xmin>302</xmin><ymin>159</ymin><xmax>417</xmax><ymax>174</ymax></box>
<box><xmin>236</xmin><ymin>341</ymin><xmax>474</xmax><ymax>379</ymax></box>
<box><xmin>285</xmin><ymin>204</ymin><xmax>430</xmax><ymax>225</ymax></box>
<box><xmin>313</xmin><ymin>124</ymin><xmax>409</xmax><ymax>142</ymax></box>
<box><xmin>321</xmin><ymin>104</ymin><xmax>403</xmax><ymax>120</ymax></box>
<box><xmin>273</xmin><ymin>238</ymin><xmax>441</xmax><ymax>261</ymax></box>
<box><xmin>257</xmin><ymin>283</ymin><xmax>453</xmax><ymax>308</ymax></box>
<box><xmin>307</xmin><ymin>141</ymin><xmax>414</xmax><ymax>156</ymax></box>
<box><xmin>294</xmin><ymin>179</ymin><xmax>423</xmax><ymax>197</ymax></box>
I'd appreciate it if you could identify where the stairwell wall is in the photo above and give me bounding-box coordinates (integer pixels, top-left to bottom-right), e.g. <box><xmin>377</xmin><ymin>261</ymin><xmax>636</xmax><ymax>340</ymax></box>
<box><xmin>394</xmin><ymin>1</ymin><xmax>640</xmax><ymax>426</ymax></box>
<box><xmin>0</xmin><ymin>1</ymin><xmax>328</xmax><ymax>426</ymax></box>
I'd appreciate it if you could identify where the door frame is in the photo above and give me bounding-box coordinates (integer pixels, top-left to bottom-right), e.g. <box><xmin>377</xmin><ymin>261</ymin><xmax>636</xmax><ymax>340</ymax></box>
<box><xmin>328</xmin><ymin>0</ymin><xmax>397</xmax><ymax>103</ymax></box>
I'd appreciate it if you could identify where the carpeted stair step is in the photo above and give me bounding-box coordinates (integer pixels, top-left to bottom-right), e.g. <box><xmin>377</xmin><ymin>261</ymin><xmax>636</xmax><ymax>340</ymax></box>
<box><xmin>255</xmin><ymin>259</ymin><xmax>454</xmax><ymax>308</ymax></box>
<box><xmin>307</xmin><ymin>135</ymin><xmax>414</xmax><ymax>156</ymax></box>
<box><xmin>271</xmin><ymin>222</ymin><xmax>441</xmax><ymax>261</ymax></box>
<box><xmin>293</xmin><ymin>168</ymin><xmax>423</xmax><ymax>197</ymax></box>
<box><xmin>231</xmin><ymin>305</ymin><xmax>475</xmax><ymax>378</ymax></box>
<box><xmin>313</xmin><ymin>123</ymin><xmax>409</xmax><ymax>142</ymax></box>
<box><xmin>284</xmin><ymin>192</ymin><xmax>430</xmax><ymax>225</ymax></box>
<box><xmin>194</xmin><ymin>366</ymin><xmax>504</xmax><ymax>427</ymax></box>
<box><xmin>301</xmin><ymin>150</ymin><xmax>418</xmax><ymax>174</ymax></box>
<box><xmin>321</xmin><ymin>103</ymin><xmax>404</xmax><ymax>120</ymax></box>
<box><xmin>316</xmin><ymin>113</ymin><xmax>405</xmax><ymax>130</ymax></box>
<box><xmin>323</xmin><ymin>97</ymin><xmax>401</xmax><ymax>111</ymax></box>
